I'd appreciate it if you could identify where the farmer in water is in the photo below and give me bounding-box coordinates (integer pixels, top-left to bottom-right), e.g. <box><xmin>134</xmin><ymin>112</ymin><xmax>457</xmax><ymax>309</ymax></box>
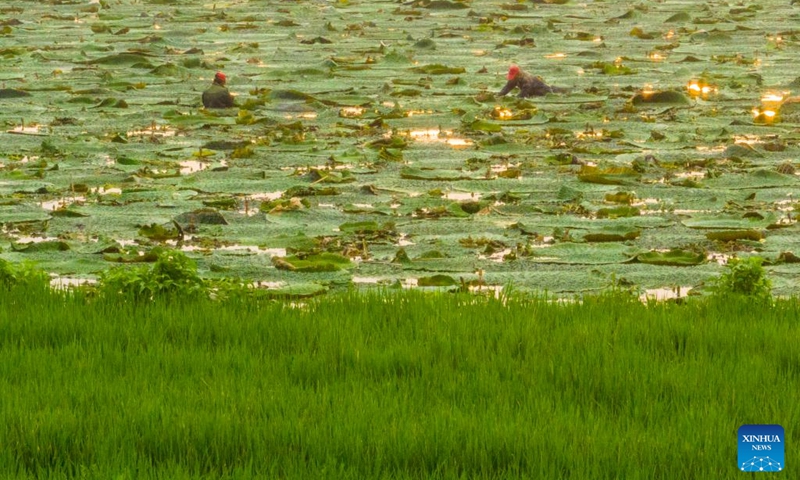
<box><xmin>202</xmin><ymin>71</ymin><xmax>235</xmax><ymax>108</ymax></box>
<box><xmin>498</xmin><ymin>64</ymin><xmax>567</xmax><ymax>98</ymax></box>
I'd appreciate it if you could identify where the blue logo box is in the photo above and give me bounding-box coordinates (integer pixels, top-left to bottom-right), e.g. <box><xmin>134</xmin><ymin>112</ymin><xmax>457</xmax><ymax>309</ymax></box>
<box><xmin>738</xmin><ymin>425</ymin><xmax>784</xmax><ymax>472</ymax></box>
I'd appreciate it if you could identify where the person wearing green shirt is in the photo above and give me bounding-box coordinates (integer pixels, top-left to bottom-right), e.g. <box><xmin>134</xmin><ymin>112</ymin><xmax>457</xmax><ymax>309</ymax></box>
<box><xmin>202</xmin><ymin>71</ymin><xmax>235</xmax><ymax>108</ymax></box>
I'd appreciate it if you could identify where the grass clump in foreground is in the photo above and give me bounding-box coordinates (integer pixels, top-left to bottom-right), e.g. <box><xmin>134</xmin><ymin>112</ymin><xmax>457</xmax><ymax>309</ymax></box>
<box><xmin>0</xmin><ymin>280</ymin><xmax>798</xmax><ymax>479</ymax></box>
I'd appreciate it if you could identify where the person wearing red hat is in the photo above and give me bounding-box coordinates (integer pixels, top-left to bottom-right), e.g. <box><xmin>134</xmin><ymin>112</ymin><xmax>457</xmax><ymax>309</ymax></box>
<box><xmin>202</xmin><ymin>71</ymin><xmax>235</xmax><ymax>108</ymax></box>
<box><xmin>498</xmin><ymin>65</ymin><xmax>567</xmax><ymax>98</ymax></box>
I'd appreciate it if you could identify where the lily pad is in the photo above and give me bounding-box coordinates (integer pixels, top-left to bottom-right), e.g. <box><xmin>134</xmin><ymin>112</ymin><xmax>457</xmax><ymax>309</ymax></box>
<box><xmin>307</xmin><ymin>169</ymin><xmax>355</xmax><ymax>184</ymax></box>
<box><xmin>82</xmin><ymin>53</ymin><xmax>154</xmax><ymax>66</ymax></box>
<box><xmin>411</xmin><ymin>64</ymin><xmax>466</xmax><ymax>75</ymax></box>
<box><xmin>578</xmin><ymin>166</ymin><xmax>640</xmax><ymax>185</ymax></box>
<box><xmin>400</xmin><ymin>167</ymin><xmax>475</xmax><ymax>181</ymax></box>
<box><xmin>175</xmin><ymin>208</ymin><xmax>228</xmax><ymax>225</ymax></box>
<box><xmin>0</xmin><ymin>207</ymin><xmax>51</xmax><ymax>224</ymax></box>
<box><xmin>339</xmin><ymin>221</ymin><xmax>380</xmax><ymax>234</ymax></box>
<box><xmin>665</xmin><ymin>12</ymin><xmax>691</xmax><ymax>22</ymax></box>
<box><xmin>51</xmin><ymin>208</ymin><xmax>89</xmax><ymax>218</ymax></box>
<box><xmin>138</xmin><ymin>223</ymin><xmax>181</xmax><ymax>241</ymax></box>
<box><xmin>682</xmin><ymin>213</ymin><xmax>776</xmax><ymax>229</ymax></box>
<box><xmin>104</xmin><ymin>249</ymin><xmax>163</xmax><ymax>263</ymax></box>
<box><xmin>468</xmin><ymin>119</ymin><xmax>502</xmax><ymax>133</ymax></box>
<box><xmin>256</xmin><ymin>283</ymin><xmax>328</xmax><ymax>299</ymax></box>
<box><xmin>637</xmin><ymin>250</ymin><xmax>706</xmax><ymax>266</ymax></box>
<box><xmin>528</xmin><ymin>242</ymin><xmax>636</xmax><ymax>264</ymax></box>
<box><xmin>705</xmin><ymin>230</ymin><xmax>764</xmax><ymax>242</ymax></box>
<box><xmin>272</xmin><ymin>253</ymin><xmax>353</xmax><ymax>272</ymax></box>
<box><xmin>596</xmin><ymin>206</ymin><xmax>640</xmax><ymax>219</ymax></box>
<box><xmin>0</xmin><ymin>88</ymin><xmax>30</xmax><ymax>98</ymax></box>
<box><xmin>11</xmin><ymin>240</ymin><xmax>70</xmax><ymax>252</ymax></box>
<box><xmin>631</xmin><ymin>90</ymin><xmax>691</xmax><ymax>106</ymax></box>
<box><xmin>582</xmin><ymin>226</ymin><xmax>641</xmax><ymax>242</ymax></box>
<box><xmin>417</xmin><ymin>274</ymin><xmax>458</xmax><ymax>287</ymax></box>
<box><xmin>417</xmin><ymin>0</ymin><xmax>469</xmax><ymax>9</ymax></box>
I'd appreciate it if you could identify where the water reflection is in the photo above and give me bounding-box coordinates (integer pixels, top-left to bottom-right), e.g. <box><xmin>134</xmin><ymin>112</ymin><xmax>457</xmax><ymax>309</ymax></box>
<box><xmin>248</xmin><ymin>191</ymin><xmax>284</xmax><ymax>201</ymax></box>
<box><xmin>284</xmin><ymin>112</ymin><xmax>317</xmax><ymax>120</ymax></box>
<box><xmin>50</xmin><ymin>277</ymin><xmax>97</xmax><ymax>289</ymax></box>
<box><xmin>180</xmin><ymin>160</ymin><xmax>207</xmax><ymax>174</ymax></box>
<box><xmin>352</xmin><ymin>276</ymin><xmax>383</xmax><ymax>284</ymax></box>
<box><xmin>639</xmin><ymin>286</ymin><xmax>692</xmax><ymax>302</ymax></box>
<box><xmin>41</xmin><ymin>197</ymin><xmax>86</xmax><ymax>211</ymax></box>
<box><xmin>91</xmin><ymin>187</ymin><xmax>122</xmax><ymax>195</ymax></box>
<box><xmin>443</xmin><ymin>191</ymin><xmax>481</xmax><ymax>201</ymax></box>
<box><xmin>339</xmin><ymin>107</ymin><xmax>365</xmax><ymax>118</ymax></box>
<box><xmin>127</xmin><ymin>125</ymin><xmax>178</xmax><ymax>137</ymax></box>
<box><xmin>7</xmin><ymin>125</ymin><xmax>43</xmax><ymax>135</ymax></box>
<box><xmin>398</xmin><ymin>128</ymin><xmax>473</xmax><ymax>147</ymax></box>
<box><xmin>180</xmin><ymin>159</ymin><xmax>227</xmax><ymax>174</ymax></box>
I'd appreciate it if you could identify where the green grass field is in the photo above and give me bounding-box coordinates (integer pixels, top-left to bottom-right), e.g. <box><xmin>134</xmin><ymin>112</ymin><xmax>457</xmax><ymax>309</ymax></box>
<box><xmin>1</xmin><ymin>285</ymin><xmax>797</xmax><ymax>479</ymax></box>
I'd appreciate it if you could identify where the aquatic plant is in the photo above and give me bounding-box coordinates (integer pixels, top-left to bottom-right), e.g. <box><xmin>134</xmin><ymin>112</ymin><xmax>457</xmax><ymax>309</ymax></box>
<box><xmin>712</xmin><ymin>256</ymin><xmax>772</xmax><ymax>300</ymax></box>
<box><xmin>99</xmin><ymin>249</ymin><xmax>205</xmax><ymax>301</ymax></box>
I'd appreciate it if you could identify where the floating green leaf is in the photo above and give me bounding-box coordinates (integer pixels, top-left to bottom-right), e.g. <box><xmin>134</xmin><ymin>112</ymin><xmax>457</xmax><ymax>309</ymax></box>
<box><xmin>51</xmin><ymin>208</ymin><xmax>89</xmax><ymax>218</ymax></box>
<box><xmin>272</xmin><ymin>253</ymin><xmax>353</xmax><ymax>272</ymax></box>
<box><xmin>11</xmin><ymin>240</ymin><xmax>70</xmax><ymax>252</ymax></box>
<box><xmin>400</xmin><ymin>167</ymin><xmax>475</xmax><ymax>181</ymax></box>
<box><xmin>596</xmin><ymin>206</ymin><xmax>640</xmax><ymax>219</ymax></box>
<box><xmin>138</xmin><ymin>223</ymin><xmax>181</xmax><ymax>241</ymax></box>
<box><xmin>0</xmin><ymin>88</ymin><xmax>30</xmax><ymax>98</ymax></box>
<box><xmin>417</xmin><ymin>274</ymin><xmax>458</xmax><ymax>287</ymax></box>
<box><xmin>582</xmin><ymin>226</ymin><xmax>641</xmax><ymax>242</ymax></box>
<box><xmin>528</xmin><ymin>242</ymin><xmax>636</xmax><ymax>264</ymax></box>
<box><xmin>411</xmin><ymin>64</ymin><xmax>466</xmax><ymax>75</ymax></box>
<box><xmin>339</xmin><ymin>221</ymin><xmax>380</xmax><ymax>233</ymax></box>
<box><xmin>682</xmin><ymin>213</ymin><xmax>775</xmax><ymax>230</ymax></box>
<box><xmin>637</xmin><ymin>250</ymin><xmax>706</xmax><ymax>266</ymax></box>
<box><xmin>578</xmin><ymin>166</ymin><xmax>640</xmax><ymax>185</ymax></box>
<box><xmin>705</xmin><ymin>230</ymin><xmax>764</xmax><ymax>242</ymax></box>
<box><xmin>468</xmin><ymin>119</ymin><xmax>502</xmax><ymax>132</ymax></box>
<box><xmin>631</xmin><ymin>90</ymin><xmax>691</xmax><ymax>106</ymax></box>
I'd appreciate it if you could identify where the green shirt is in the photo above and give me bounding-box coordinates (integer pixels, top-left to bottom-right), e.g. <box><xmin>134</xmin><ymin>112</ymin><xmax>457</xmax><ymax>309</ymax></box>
<box><xmin>202</xmin><ymin>84</ymin><xmax>235</xmax><ymax>108</ymax></box>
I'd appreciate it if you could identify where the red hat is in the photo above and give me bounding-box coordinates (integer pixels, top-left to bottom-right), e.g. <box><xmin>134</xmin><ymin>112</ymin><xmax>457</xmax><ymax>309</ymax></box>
<box><xmin>214</xmin><ymin>71</ymin><xmax>226</xmax><ymax>84</ymax></box>
<box><xmin>507</xmin><ymin>64</ymin><xmax>520</xmax><ymax>80</ymax></box>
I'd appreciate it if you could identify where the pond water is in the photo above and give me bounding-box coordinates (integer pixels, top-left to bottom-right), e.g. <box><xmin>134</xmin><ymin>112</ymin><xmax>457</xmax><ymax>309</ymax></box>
<box><xmin>41</xmin><ymin>197</ymin><xmax>86</xmax><ymax>211</ymax></box>
<box><xmin>639</xmin><ymin>287</ymin><xmax>692</xmax><ymax>302</ymax></box>
<box><xmin>3</xmin><ymin>0</ymin><xmax>800</xmax><ymax>296</ymax></box>
<box><xmin>127</xmin><ymin>126</ymin><xmax>178</xmax><ymax>137</ymax></box>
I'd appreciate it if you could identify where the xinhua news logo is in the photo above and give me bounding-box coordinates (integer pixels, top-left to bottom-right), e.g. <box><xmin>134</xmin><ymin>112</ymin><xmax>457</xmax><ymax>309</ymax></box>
<box><xmin>738</xmin><ymin>425</ymin><xmax>784</xmax><ymax>472</ymax></box>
